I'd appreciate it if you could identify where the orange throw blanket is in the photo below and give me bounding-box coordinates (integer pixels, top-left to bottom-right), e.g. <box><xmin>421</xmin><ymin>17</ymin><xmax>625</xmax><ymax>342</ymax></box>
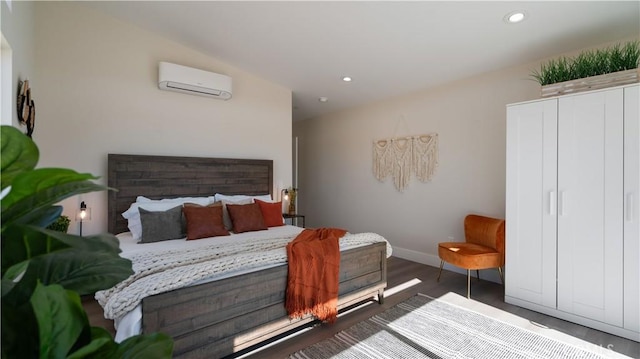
<box><xmin>285</xmin><ymin>227</ymin><xmax>346</xmax><ymax>323</ymax></box>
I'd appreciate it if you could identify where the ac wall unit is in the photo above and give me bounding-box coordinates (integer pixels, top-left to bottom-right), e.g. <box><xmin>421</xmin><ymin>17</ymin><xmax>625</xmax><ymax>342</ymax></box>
<box><xmin>158</xmin><ymin>62</ymin><xmax>232</xmax><ymax>100</ymax></box>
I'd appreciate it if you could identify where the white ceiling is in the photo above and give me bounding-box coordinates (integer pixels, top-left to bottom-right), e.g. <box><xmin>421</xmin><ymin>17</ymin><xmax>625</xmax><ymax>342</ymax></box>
<box><xmin>84</xmin><ymin>1</ymin><xmax>639</xmax><ymax>121</ymax></box>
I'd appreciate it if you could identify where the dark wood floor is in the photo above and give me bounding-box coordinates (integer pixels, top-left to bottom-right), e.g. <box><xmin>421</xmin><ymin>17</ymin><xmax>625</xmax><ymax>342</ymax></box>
<box><xmin>83</xmin><ymin>257</ymin><xmax>640</xmax><ymax>358</ymax></box>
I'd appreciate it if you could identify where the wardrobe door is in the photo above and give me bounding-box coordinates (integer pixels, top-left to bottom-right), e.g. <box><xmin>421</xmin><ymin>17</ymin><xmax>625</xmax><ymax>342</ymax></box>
<box><xmin>557</xmin><ymin>89</ymin><xmax>624</xmax><ymax>326</ymax></box>
<box><xmin>624</xmin><ymin>85</ymin><xmax>639</xmax><ymax>333</ymax></box>
<box><xmin>505</xmin><ymin>99</ymin><xmax>557</xmax><ymax>307</ymax></box>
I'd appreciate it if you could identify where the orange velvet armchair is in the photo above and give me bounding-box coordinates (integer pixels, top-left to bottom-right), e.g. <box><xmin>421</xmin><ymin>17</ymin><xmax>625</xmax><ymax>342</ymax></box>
<box><xmin>437</xmin><ymin>214</ymin><xmax>505</xmax><ymax>298</ymax></box>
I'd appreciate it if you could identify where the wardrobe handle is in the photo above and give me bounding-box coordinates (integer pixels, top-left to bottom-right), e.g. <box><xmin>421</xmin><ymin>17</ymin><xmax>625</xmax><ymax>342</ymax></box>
<box><xmin>627</xmin><ymin>193</ymin><xmax>634</xmax><ymax>222</ymax></box>
<box><xmin>549</xmin><ymin>191</ymin><xmax>556</xmax><ymax>215</ymax></box>
<box><xmin>559</xmin><ymin>191</ymin><xmax>566</xmax><ymax>216</ymax></box>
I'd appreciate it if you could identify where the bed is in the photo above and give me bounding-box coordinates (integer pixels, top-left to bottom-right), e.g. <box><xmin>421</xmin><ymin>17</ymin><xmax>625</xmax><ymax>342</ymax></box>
<box><xmin>105</xmin><ymin>154</ymin><xmax>389</xmax><ymax>358</ymax></box>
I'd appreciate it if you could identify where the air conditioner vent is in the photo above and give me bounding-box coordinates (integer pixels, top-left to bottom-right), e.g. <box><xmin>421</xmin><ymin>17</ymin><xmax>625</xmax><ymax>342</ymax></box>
<box><xmin>158</xmin><ymin>62</ymin><xmax>232</xmax><ymax>100</ymax></box>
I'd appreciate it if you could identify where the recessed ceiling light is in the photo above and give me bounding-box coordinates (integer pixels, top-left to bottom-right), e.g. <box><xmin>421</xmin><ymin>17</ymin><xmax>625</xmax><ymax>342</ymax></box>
<box><xmin>319</xmin><ymin>97</ymin><xmax>329</xmax><ymax>103</ymax></box>
<box><xmin>504</xmin><ymin>10</ymin><xmax>527</xmax><ymax>24</ymax></box>
<box><xmin>342</xmin><ymin>76</ymin><xmax>352</xmax><ymax>82</ymax></box>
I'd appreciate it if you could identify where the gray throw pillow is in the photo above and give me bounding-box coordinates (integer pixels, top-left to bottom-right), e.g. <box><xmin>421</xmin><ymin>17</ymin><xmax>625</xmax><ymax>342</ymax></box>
<box><xmin>139</xmin><ymin>205</ymin><xmax>184</xmax><ymax>243</ymax></box>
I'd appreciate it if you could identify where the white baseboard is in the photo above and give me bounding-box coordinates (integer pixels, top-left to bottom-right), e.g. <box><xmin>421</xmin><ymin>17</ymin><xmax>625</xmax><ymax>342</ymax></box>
<box><xmin>391</xmin><ymin>246</ymin><xmax>441</xmax><ymax>267</ymax></box>
<box><xmin>391</xmin><ymin>246</ymin><xmax>503</xmax><ymax>284</ymax></box>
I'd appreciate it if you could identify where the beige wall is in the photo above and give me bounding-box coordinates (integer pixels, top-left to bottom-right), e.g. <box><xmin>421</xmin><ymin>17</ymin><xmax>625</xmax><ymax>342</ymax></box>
<box><xmin>26</xmin><ymin>2</ymin><xmax>292</xmax><ymax>235</ymax></box>
<box><xmin>293</xmin><ymin>38</ymin><xmax>638</xmax><ymax>277</ymax></box>
<box><xmin>4</xmin><ymin>1</ymin><xmax>636</xmax><ymax>259</ymax></box>
<box><xmin>1</xmin><ymin>0</ymin><xmax>36</xmax><ymax>127</ymax></box>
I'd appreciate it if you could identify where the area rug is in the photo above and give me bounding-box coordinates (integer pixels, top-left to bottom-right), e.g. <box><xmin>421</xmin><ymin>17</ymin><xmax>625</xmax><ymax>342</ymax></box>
<box><xmin>289</xmin><ymin>293</ymin><xmax>628</xmax><ymax>359</ymax></box>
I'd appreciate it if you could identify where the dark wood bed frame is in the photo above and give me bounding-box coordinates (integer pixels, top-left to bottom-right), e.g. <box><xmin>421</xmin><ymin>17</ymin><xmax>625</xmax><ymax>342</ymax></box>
<box><xmin>107</xmin><ymin>154</ymin><xmax>387</xmax><ymax>358</ymax></box>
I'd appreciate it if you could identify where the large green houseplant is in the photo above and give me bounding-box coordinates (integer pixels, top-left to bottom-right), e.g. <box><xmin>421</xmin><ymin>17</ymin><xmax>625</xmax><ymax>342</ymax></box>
<box><xmin>1</xmin><ymin>125</ymin><xmax>173</xmax><ymax>358</ymax></box>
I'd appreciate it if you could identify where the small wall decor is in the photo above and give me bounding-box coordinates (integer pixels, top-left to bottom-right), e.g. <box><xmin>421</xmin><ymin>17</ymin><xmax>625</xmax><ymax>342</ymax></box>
<box><xmin>17</xmin><ymin>79</ymin><xmax>36</xmax><ymax>137</ymax></box>
<box><xmin>373</xmin><ymin>133</ymin><xmax>439</xmax><ymax>192</ymax></box>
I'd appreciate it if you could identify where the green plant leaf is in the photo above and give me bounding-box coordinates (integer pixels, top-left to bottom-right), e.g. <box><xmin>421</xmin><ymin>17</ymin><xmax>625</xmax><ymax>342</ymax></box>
<box><xmin>22</xmin><ymin>205</ymin><xmax>64</xmax><ymax>229</ymax></box>
<box><xmin>30</xmin><ymin>250</ymin><xmax>133</xmax><ymax>294</ymax></box>
<box><xmin>0</xmin><ymin>125</ymin><xmax>38</xmax><ymax>190</ymax></box>
<box><xmin>6</xmin><ymin>249</ymin><xmax>132</xmax><ymax>304</ymax></box>
<box><xmin>2</xmin><ymin>225</ymin><xmax>122</xmax><ymax>276</ymax></box>
<box><xmin>2</xmin><ymin>168</ymin><xmax>99</xmax><ymax>207</ymax></box>
<box><xmin>1</xmin><ymin>278</ymin><xmax>16</xmax><ymax>297</ymax></box>
<box><xmin>3</xmin><ymin>260</ymin><xmax>29</xmax><ymax>282</ymax></box>
<box><xmin>58</xmin><ymin>231</ymin><xmax>122</xmax><ymax>254</ymax></box>
<box><xmin>1</xmin><ymin>169</ymin><xmax>105</xmax><ymax>230</ymax></box>
<box><xmin>116</xmin><ymin>332</ymin><xmax>174</xmax><ymax>358</ymax></box>
<box><xmin>1</xmin><ymin>225</ymin><xmax>70</xmax><ymax>276</ymax></box>
<box><xmin>67</xmin><ymin>327</ymin><xmax>119</xmax><ymax>359</ymax></box>
<box><xmin>1</xmin><ymin>298</ymin><xmax>39</xmax><ymax>358</ymax></box>
<box><xmin>2</xmin><ymin>226</ymin><xmax>129</xmax><ymax>303</ymax></box>
<box><xmin>69</xmin><ymin>330</ymin><xmax>174</xmax><ymax>359</ymax></box>
<box><xmin>30</xmin><ymin>283</ymin><xmax>87</xmax><ymax>358</ymax></box>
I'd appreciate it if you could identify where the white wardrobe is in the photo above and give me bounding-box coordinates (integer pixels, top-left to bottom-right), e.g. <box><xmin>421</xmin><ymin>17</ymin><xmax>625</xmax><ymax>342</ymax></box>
<box><xmin>505</xmin><ymin>84</ymin><xmax>639</xmax><ymax>342</ymax></box>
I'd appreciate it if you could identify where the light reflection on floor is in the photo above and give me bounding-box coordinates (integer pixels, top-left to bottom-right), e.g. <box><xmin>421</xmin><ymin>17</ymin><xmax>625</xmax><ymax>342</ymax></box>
<box><xmin>235</xmin><ymin>278</ymin><xmax>423</xmax><ymax>358</ymax></box>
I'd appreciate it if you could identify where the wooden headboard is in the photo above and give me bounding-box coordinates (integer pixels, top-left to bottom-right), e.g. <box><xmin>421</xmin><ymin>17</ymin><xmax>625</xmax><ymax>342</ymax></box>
<box><xmin>108</xmin><ymin>154</ymin><xmax>273</xmax><ymax>234</ymax></box>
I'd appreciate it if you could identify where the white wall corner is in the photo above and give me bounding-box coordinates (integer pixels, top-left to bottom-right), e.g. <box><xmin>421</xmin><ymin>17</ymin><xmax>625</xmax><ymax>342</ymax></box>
<box><xmin>1</xmin><ymin>34</ymin><xmax>12</xmax><ymax>126</ymax></box>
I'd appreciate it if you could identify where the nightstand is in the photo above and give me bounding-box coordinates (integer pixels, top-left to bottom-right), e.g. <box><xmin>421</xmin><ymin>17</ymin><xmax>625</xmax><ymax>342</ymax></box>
<box><xmin>283</xmin><ymin>213</ymin><xmax>305</xmax><ymax>228</ymax></box>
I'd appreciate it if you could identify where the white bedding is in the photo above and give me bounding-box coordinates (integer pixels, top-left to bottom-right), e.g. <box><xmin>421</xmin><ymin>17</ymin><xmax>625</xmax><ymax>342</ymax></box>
<box><xmin>100</xmin><ymin>225</ymin><xmax>392</xmax><ymax>342</ymax></box>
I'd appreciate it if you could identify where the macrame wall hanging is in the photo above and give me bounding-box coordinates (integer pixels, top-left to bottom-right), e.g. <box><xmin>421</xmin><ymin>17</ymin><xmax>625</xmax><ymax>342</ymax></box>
<box><xmin>373</xmin><ymin>133</ymin><xmax>439</xmax><ymax>192</ymax></box>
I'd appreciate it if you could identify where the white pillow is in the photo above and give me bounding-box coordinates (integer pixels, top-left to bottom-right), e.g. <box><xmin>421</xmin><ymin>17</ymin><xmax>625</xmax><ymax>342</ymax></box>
<box><xmin>255</xmin><ymin>194</ymin><xmax>274</xmax><ymax>202</ymax></box>
<box><xmin>136</xmin><ymin>195</ymin><xmax>215</xmax><ymax>204</ymax></box>
<box><xmin>122</xmin><ymin>197</ymin><xmax>212</xmax><ymax>240</ymax></box>
<box><xmin>214</xmin><ymin>193</ymin><xmax>272</xmax><ymax>203</ymax></box>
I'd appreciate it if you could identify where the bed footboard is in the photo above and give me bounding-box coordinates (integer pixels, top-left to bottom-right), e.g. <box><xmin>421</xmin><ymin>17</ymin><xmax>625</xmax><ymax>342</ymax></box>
<box><xmin>141</xmin><ymin>242</ymin><xmax>387</xmax><ymax>358</ymax></box>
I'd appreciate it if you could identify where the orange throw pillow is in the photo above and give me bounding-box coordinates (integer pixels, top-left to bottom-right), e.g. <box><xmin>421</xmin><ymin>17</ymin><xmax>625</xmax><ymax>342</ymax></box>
<box><xmin>182</xmin><ymin>203</ymin><xmax>229</xmax><ymax>240</ymax></box>
<box><xmin>255</xmin><ymin>199</ymin><xmax>284</xmax><ymax>227</ymax></box>
<box><xmin>226</xmin><ymin>202</ymin><xmax>268</xmax><ymax>233</ymax></box>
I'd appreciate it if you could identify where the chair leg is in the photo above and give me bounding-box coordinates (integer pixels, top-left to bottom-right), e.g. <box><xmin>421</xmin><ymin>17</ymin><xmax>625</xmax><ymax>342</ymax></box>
<box><xmin>476</xmin><ymin>269</ymin><xmax>480</xmax><ymax>282</ymax></box>
<box><xmin>437</xmin><ymin>260</ymin><xmax>444</xmax><ymax>282</ymax></box>
<box><xmin>498</xmin><ymin>266</ymin><xmax>504</xmax><ymax>284</ymax></box>
<box><xmin>467</xmin><ymin>269</ymin><xmax>471</xmax><ymax>299</ymax></box>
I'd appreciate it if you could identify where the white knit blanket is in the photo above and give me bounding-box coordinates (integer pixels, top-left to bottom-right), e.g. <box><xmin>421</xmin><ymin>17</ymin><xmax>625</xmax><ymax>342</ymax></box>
<box><xmin>95</xmin><ymin>232</ymin><xmax>391</xmax><ymax>321</ymax></box>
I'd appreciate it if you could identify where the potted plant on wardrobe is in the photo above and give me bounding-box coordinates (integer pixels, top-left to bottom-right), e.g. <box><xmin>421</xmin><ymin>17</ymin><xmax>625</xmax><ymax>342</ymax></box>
<box><xmin>532</xmin><ymin>40</ymin><xmax>639</xmax><ymax>97</ymax></box>
<box><xmin>1</xmin><ymin>125</ymin><xmax>173</xmax><ymax>358</ymax></box>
